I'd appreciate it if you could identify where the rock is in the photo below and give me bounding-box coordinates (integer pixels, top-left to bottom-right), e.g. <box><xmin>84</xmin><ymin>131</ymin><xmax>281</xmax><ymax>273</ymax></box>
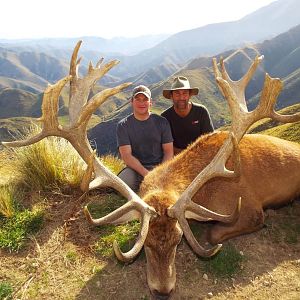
<box><xmin>263</xmin><ymin>281</ymin><xmax>271</xmax><ymax>286</ymax></box>
<box><xmin>203</xmin><ymin>273</ymin><xmax>209</xmax><ymax>280</ymax></box>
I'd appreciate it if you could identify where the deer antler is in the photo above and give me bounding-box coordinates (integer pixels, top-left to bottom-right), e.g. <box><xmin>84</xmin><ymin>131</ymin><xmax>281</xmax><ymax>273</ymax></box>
<box><xmin>2</xmin><ymin>40</ymin><xmax>158</xmax><ymax>261</ymax></box>
<box><xmin>168</xmin><ymin>55</ymin><xmax>300</xmax><ymax>257</ymax></box>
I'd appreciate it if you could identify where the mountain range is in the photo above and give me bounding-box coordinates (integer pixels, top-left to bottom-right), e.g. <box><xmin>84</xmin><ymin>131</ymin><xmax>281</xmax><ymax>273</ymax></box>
<box><xmin>0</xmin><ymin>0</ymin><xmax>300</xmax><ymax>153</ymax></box>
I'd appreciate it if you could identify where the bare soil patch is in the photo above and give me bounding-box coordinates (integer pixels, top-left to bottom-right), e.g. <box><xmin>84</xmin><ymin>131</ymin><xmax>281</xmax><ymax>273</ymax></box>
<box><xmin>1</xmin><ymin>191</ymin><xmax>300</xmax><ymax>299</ymax></box>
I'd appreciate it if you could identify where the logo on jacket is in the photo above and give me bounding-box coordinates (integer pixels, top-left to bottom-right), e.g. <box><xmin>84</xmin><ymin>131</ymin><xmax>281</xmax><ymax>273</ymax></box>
<box><xmin>192</xmin><ymin>120</ymin><xmax>199</xmax><ymax>125</ymax></box>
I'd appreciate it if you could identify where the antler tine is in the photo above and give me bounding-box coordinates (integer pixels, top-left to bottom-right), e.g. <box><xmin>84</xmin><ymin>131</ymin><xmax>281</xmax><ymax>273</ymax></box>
<box><xmin>70</xmin><ymin>40</ymin><xmax>82</xmax><ymax>78</ymax></box>
<box><xmin>68</xmin><ymin>41</ymin><xmax>124</xmax><ymax>127</ymax></box>
<box><xmin>214</xmin><ymin>56</ymin><xmax>300</xmax><ymax>138</ymax></box>
<box><xmin>84</xmin><ymin>193</ymin><xmax>157</xmax><ymax>262</ymax></box>
<box><xmin>179</xmin><ymin>215</ymin><xmax>222</xmax><ymax>257</ymax></box>
<box><xmin>186</xmin><ymin>197</ymin><xmax>241</xmax><ymax>223</ymax></box>
<box><xmin>113</xmin><ymin>212</ymin><xmax>154</xmax><ymax>262</ymax></box>
<box><xmin>219</xmin><ymin>55</ymin><xmax>264</xmax><ymax>109</ymax></box>
<box><xmin>254</xmin><ymin>73</ymin><xmax>300</xmax><ymax>123</ymax></box>
<box><xmin>168</xmin><ymin>133</ymin><xmax>240</xmax><ymax>218</ymax></box>
<box><xmin>88</xmin><ymin>61</ymin><xmax>94</xmax><ymax>73</ymax></box>
<box><xmin>96</xmin><ymin>57</ymin><xmax>104</xmax><ymax>68</ymax></box>
<box><xmin>77</xmin><ymin>82</ymin><xmax>132</xmax><ymax>128</ymax></box>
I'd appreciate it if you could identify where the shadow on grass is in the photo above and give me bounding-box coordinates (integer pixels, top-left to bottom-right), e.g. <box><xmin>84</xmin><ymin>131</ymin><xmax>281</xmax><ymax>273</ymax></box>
<box><xmin>74</xmin><ymin>199</ymin><xmax>300</xmax><ymax>300</ymax></box>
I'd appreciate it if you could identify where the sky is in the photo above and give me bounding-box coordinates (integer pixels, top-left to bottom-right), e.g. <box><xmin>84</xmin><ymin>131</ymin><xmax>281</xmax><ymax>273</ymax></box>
<box><xmin>1</xmin><ymin>0</ymin><xmax>277</xmax><ymax>40</ymax></box>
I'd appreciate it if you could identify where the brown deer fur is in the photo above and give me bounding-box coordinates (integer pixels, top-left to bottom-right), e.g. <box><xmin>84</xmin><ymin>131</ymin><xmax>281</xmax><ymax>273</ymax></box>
<box><xmin>141</xmin><ymin>131</ymin><xmax>300</xmax><ymax>245</ymax></box>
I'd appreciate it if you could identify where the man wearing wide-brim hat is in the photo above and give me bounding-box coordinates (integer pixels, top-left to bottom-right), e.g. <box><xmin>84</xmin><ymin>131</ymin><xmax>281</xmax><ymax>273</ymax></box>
<box><xmin>162</xmin><ymin>76</ymin><xmax>214</xmax><ymax>154</ymax></box>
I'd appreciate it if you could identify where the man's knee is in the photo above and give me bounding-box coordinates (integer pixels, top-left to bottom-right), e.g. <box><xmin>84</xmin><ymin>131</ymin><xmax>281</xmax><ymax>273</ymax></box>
<box><xmin>118</xmin><ymin>167</ymin><xmax>143</xmax><ymax>192</ymax></box>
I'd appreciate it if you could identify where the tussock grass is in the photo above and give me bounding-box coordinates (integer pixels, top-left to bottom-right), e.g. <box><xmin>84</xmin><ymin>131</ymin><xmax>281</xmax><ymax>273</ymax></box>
<box><xmin>202</xmin><ymin>243</ymin><xmax>244</xmax><ymax>278</ymax></box>
<box><xmin>3</xmin><ymin>125</ymin><xmax>124</xmax><ymax>190</ymax></box>
<box><xmin>99</xmin><ymin>154</ymin><xmax>125</xmax><ymax>175</ymax></box>
<box><xmin>0</xmin><ymin>125</ymin><xmax>125</xmax><ymax>252</ymax></box>
<box><xmin>6</xmin><ymin>125</ymin><xmax>86</xmax><ymax>190</ymax></box>
<box><xmin>0</xmin><ymin>185</ymin><xmax>18</xmax><ymax>218</ymax></box>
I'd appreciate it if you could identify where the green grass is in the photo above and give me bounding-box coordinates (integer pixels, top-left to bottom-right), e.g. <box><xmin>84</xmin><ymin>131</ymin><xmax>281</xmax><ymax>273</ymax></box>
<box><xmin>87</xmin><ymin>193</ymin><xmax>141</xmax><ymax>258</ymax></box>
<box><xmin>0</xmin><ymin>208</ymin><xmax>44</xmax><ymax>252</ymax></box>
<box><xmin>94</xmin><ymin>221</ymin><xmax>141</xmax><ymax>258</ymax></box>
<box><xmin>202</xmin><ymin>243</ymin><xmax>244</xmax><ymax>278</ymax></box>
<box><xmin>0</xmin><ymin>281</ymin><xmax>13</xmax><ymax>300</ymax></box>
<box><xmin>0</xmin><ymin>124</ymin><xmax>125</xmax><ymax>252</ymax></box>
<box><xmin>65</xmin><ymin>250</ymin><xmax>79</xmax><ymax>264</ymax></box>
<box><xmin>264</xmin><ymin>212</ymin><xmax>300</xmax><ymax>245</ymax></box>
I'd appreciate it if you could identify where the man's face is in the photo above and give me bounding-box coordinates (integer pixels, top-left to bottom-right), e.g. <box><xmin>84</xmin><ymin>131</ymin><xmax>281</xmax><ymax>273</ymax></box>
<box><xmin>171</xmin><ymin>89</ymin><xmax>191</xmax><ymax>110</ymax></box>
<box><xmin>132</xmin><ymin>93</ymin><xmax>151</xmax><ymax>116</ymax></box>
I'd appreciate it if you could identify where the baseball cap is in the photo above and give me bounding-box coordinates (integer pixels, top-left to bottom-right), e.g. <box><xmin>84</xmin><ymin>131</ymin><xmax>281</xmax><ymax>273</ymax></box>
<box><xmin>132</xmin><ymin>85</ymin><xmax>151</xmax><ymax>100</ymax></box>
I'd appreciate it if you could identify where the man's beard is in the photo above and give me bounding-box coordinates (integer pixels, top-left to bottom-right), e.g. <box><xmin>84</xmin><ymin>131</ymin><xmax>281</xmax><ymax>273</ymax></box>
<box><xmin>175</xmin><ymin>100</ymin><xmax>189</xmax><ymax>110</ymax></box>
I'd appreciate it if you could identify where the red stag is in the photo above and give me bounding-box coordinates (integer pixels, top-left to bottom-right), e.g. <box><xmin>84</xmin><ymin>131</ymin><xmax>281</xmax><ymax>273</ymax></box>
<box><xmin>3</xmin><ymin>42</ymin><xmax>300</xmax><ymax>299</ymax></box>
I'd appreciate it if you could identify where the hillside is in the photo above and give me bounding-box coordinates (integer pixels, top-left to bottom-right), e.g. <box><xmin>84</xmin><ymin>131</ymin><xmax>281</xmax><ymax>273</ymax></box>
<box><xmin>248</xmin><ymin>103</ymin><xmax>300</xmax><ymax>143</ymax></box>
<box><xmin>0</xmin><ymin>117</ymin><xmax>38</xmax><ymax>148</ymax></box>
<box><xmin>0</xmin><ymin>47</ymin><xmax>67</xmax><ymax>92</ymax></box>
<box><xmin>0</xmin><ymin>88</ymin><xmax>38</xmax><ymax>118</ymax></box>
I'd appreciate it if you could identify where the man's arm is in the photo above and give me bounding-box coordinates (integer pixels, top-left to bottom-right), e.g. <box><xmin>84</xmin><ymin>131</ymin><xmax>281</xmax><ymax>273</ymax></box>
<box><xmin>162</xmin><ymin>142</ymin><xmax>174</xmax><ymax>162</ymax></box>
<box><xmin>202</xmin><ymin>108</ymin><xmax>214</xmax><ymax>133</ymax></box>
<box><xmin>173</xmin><ymin>146</ymin><xmax>183</xmax><ymax>155</ymax></box>
<box><xmin>119</xmin><ymin>144</ymin><xmax>149</xmax><ymax>177</ymax></box>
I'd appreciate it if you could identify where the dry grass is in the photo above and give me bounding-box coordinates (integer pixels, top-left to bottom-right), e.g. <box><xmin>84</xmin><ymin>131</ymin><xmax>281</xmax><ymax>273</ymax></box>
<box><xmin>3</xmin><ymin>125</ymin><xmax>86</xmax><ymax>190</ymax></box>
<box><xmin>0</xmin><ymin>185</ymin><xmax>16</xmax><ymax>218</ymax></box>
<box><xmin>99</xmin><ymin>154</ymin><xmax>125</xmax><ymax>175</ymax></box>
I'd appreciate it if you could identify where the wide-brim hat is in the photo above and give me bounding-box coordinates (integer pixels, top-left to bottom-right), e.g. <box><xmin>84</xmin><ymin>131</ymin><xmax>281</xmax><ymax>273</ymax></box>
<box><xmin>163</xmin><ymin>76</ymin><xmax>199</xmax><ymax>99</ymax></box>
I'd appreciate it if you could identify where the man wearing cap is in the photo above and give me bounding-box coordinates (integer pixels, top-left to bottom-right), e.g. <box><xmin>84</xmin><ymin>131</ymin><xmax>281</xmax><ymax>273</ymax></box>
<box><xmin>117</xmin><ymin>85</ymin><xmax>173</xmax><ymax>192</ymax></box>
<box><xmin>162</xmin><ymin>76</ymin><xmax>214</xmax><ymax>154</ymax></box>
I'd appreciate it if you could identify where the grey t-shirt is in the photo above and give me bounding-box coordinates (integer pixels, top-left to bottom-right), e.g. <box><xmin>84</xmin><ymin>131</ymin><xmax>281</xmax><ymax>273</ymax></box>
<box><xmin>117</xmin><ymin>114</ymin><xmax>173</xmax><ymax>166</ymax></box>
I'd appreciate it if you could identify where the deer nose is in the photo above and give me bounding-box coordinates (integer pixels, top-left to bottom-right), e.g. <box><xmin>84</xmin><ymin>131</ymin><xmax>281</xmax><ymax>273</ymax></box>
<box><xmin>152</xmin><ymin>289</ymin><xmax>172</xmax><ymax>300</ymax></box>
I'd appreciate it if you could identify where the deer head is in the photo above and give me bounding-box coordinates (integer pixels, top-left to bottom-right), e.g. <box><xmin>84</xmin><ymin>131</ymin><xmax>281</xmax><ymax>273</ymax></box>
<box><xmin>3</xmin><ymin>43</ymin><xmax>300</xmax><ymax>299</ymax></box>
